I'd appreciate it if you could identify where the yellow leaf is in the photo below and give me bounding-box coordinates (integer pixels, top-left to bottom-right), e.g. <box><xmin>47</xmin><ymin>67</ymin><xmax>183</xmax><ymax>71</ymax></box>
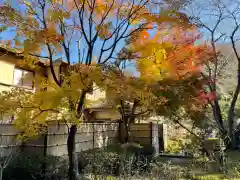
<box><xmin>23</xmin><ymin>0</ymin><xmax>31</xmax><ymax>6</ymax></box>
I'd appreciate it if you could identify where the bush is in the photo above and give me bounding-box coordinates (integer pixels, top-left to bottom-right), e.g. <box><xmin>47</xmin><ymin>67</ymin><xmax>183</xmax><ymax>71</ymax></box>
<box><xmin>82</xmin><ymin>143</ymin><xmax>156</xmax><ymax>177</ymax></box>
<box><xmin>149</xmin><ymin>160</ymin><xmax>191</xmax><ymax>180</ymax></box>
<box><xmin>5</xmin><ymin>144</ymin><xmax>233</xmax><ymax>180</ymax></box>
<box><xmin>2</xmin><ymin>153</ymin><xmax>67</xmax><ymax>180</ymax></box>
<box><xmin>1</xmin><ymin>144</ymin><xmax>156</xmax><ymax>180</ymax></box>
<box><xmin>82</xmin><ymin>149</ymin><xmax>120</xmax><ymax>175</ymax></box>
<box><xmin>166</xmin><ymin>139</ymin><xmax>182</xmax><ymax>153</ymax></box>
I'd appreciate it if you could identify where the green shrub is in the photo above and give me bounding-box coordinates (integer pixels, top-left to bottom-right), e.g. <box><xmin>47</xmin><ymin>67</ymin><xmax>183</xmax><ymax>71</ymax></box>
<box><xmin>148</xmin><ymin>160</ymin><xmax>191</xmax><ymax>180</ymax></box>
<box><xmin>82</xmin><ymin>143</ymin><xmax>156</xmax><ymax>176</ymax></box>
<box><xmin>2</xmin><ymin>153</ymin><xmax>67</xmax><ymax>180</ymax></box>
<box><xmin>6</xmin><ymin>144</ymin><xmax>236</xmax><ymax>180</ymax></box>
<box><xmin>83</xmin><ymin>148</ymin><xmax>120</xmax><ymax>175</ymax></box>
<box><xmin>166</xmin><ymin>139</ymin><xmax>184</xmax><ymax>153</ymax></box>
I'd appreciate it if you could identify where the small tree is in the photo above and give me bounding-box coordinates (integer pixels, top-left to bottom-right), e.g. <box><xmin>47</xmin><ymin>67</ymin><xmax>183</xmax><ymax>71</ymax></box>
<box><xmin>98</xmin><ymin>67</ymin><xmax>161</xmax><ymax>143</ymax></box>
<box><xmin>188</xmin><ymin>0</ymin><xmax>240</xmax><ymax>149</ymax></box>
<box><xmin>99</xmin><ymin>22</ymin><xmax>213</xmax><ymax>143</ymax></box>
<box><xmin>141</xmin><ymin>23</ymin><xmax>215</xmax><ymax>154</ymax></box>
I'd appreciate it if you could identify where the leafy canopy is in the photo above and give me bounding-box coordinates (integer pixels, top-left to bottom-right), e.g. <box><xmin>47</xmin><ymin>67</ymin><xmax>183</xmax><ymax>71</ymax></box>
<box><xmin>0</xmin><ymin>0</ymin><xmax>213</xmax><ymax>138</ymax></box>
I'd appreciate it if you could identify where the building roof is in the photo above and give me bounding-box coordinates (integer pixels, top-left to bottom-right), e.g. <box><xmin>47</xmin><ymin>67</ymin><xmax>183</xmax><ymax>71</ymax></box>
<box><xmin>0</xmin><ymin>46</ymin><xmax>68</xmax><ymax>68</ymax></box>
<box><xmin>0</xmin><ymin>46</ymin><xmax>47</xmax><ymax>68</ymax></box>
<box><xmin>0</xmin><ymin>46</ymin><xmax>21</xmax><ymax>57</ymax></box>
<box><xmin>88</xmin><ymin>100</ymin><xmax>116</xmax><ymax>110</ymax></box>
<box><xmin>39</xmin><ymin>58</ymin><xmax>68</xmax><ymax>67</ymax></box>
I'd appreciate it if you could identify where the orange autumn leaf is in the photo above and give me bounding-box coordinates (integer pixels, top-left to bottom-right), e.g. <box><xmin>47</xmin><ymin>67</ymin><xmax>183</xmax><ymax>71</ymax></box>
<box><xmin>128</xmin><ymin>24</ymin><xmax>213</xmax><ymax>82</ymax></box>
<box><xmin>140</xmin><ymin>31</ymin><xmax>150</xmax><ymax>39</ymax></box>
<box><xmin>146</xmin><ymin>23</ymin><xmax>153</xmax><ymax>29</ymax></box>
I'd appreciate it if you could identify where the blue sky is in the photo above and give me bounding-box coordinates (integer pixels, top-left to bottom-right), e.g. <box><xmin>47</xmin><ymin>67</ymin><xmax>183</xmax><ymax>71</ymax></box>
<box><xmin>0</xmin><ymin>0</ymin><xmax>124</xmax><ymax>60</ymax></box>
<box><xmin>184</xmin><ymin>0</ymin><xmax>240</xmax><ymax>44</ymax></box>
<box><xmin>0</xmin><ymin>0</ymin><xmax>144</xmax><ymax>76</ymax></box>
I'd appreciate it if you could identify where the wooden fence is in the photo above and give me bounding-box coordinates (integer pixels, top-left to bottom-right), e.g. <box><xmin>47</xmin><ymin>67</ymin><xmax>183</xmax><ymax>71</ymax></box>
<box><xmin>0</xmin><ymin>122</ymin><xmax>165</xmax><ymax>157</ymax></box>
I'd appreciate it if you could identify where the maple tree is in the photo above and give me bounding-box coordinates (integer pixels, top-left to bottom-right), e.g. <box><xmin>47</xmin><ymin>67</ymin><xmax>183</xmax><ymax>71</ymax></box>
<box><xmin>130</xmin><ymin>24</ymin><xmax>215</xmax><ymax>154</ymax></box>
<box><xmin>98</xmin><ymin>23</ymin><xmax>214</xmax><ymax>144</ymax></box>
<box><xmin>0</xmin><ymin>0</ymin><xmax>195</xmax><ymax>179</ymax></box>
<box><xmin>129</xmin><ymin>24</ymin><xmax>213</xmax><ymax>113</ymax></box>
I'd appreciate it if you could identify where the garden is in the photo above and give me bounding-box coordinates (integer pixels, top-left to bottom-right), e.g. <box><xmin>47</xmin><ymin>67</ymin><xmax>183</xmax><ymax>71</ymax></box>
<box><xmin>2</xmin><ymin>143</ymin><xmax>240</xmax><ymax>180</ymax></box>
<box><xmin>1</xmin><ymin>0</ymin><xmax>240</xmax><ymax>179</ymax></box>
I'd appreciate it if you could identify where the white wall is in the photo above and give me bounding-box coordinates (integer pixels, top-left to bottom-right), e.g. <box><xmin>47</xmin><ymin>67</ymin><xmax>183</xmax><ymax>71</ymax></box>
<box><xmin>0</xmin><ymin>60</ymin><xmax>15</xmax><ymax>92</ymax></box>
<box><xmin>86</xmin><ymin>83</ymin><xmax>106</xmax><ymax>101</ymax></box>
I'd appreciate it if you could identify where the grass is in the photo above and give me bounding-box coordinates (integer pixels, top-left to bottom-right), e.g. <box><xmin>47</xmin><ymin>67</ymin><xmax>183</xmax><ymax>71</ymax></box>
<box><xmin>192</xmin><ymin>173</ymin><xmax>225</xmax><ymax>180</ymax></box>
<box><xmin>152</xmin><ymin>153</ymin><xmax>240</xmax><ymax>180</ymax></box>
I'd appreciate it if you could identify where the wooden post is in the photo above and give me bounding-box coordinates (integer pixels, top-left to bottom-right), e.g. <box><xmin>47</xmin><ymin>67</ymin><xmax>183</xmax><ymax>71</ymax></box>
<box><xmin>151</xmin><ymin>123</ymin><xmax>159</xmax><ymax>156</ymax></box>
<box><xmin>43</xmin><ymin>132</ymin><xmax>48</xmax><ymax>157</ymax></box>
<box><xmin>150</xmin><ymin>122</ymin><xmax>153</xmax><ymax>146</ymax></box>
<box><xmin>92</xmin><ymin>123</ymin><xmax>96</xmax><ymax>174</ymax></box>
<box><xmin>162</xmin><ymin>124</ymin><xmax>168</xmax><ymax>152</ymax></box>
<box><xmin>42</xmin><ymin>131</ymin><xmax>48</xmax><ymax>176</ymax></box>
<box><xmin>20</xmin><ymin>131</ymin><xmax>25</xmax><ymax>153</ymax></box>
<box><xmin>118</xmin><ymin>120</ymin><xmax>122</xmax><ymax>143</ymax></box>
<box><xmin>92</xmin><ymin>123</ymin><xmax>95</xmax><ymax>149</ymax></box>
<box><xmin>158</xmin><ymin>124</ymin><xmax>163</xmax><ymax>152</ymax></box>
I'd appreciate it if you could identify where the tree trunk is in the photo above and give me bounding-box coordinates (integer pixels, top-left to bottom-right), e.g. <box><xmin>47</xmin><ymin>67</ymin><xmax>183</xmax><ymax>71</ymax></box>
<box><xmin>66</xmin><ymin>90</ymin><xmax>87</xmax><ymax>179</ymax></box>
<box><xmin>210</xmin><ymin>100</ymin><xmax>232</xmax><ymax>150</ymax></box>
<box><xmin>228</xmin><ymin>77</ymin><xmax>240</xmax><ymax>149</ymax></box>
<box><xmin>212</xmin><ymin>100</ymin><xmax>225</xmax><ymax>135</ymax></box>
<box><xmin>123</xmin><ymin>100</ymin><xmax>138</xmax><ymax>143</ymax></box>
<box><xmin>67</xmin><ymin>125</ymin><xmax>78</xmax><ymax>180</ymax></box>
<box><xmin>124</xmin><ymin>119</ymin><xmax>130</xmax><ymax>143</ymax></box>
